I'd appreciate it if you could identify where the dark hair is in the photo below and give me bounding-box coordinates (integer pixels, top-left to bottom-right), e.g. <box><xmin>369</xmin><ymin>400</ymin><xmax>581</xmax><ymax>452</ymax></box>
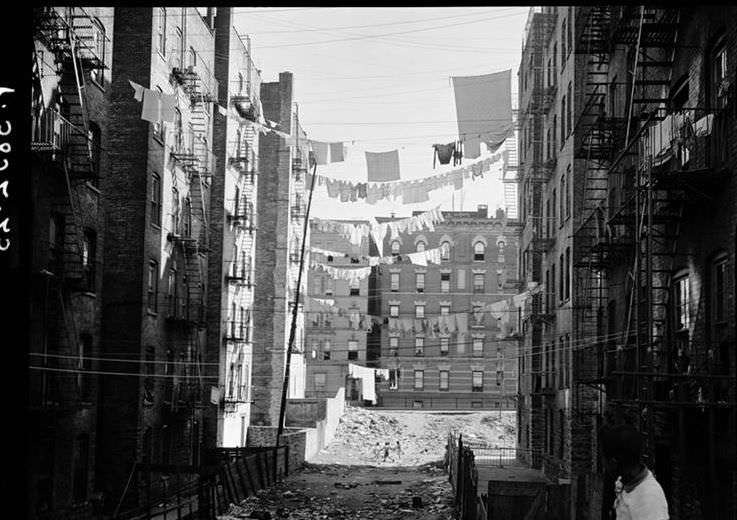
<box><xmin>599</xmin><ymin>424</ymin><xmax>643</xmax><ymax>466</ymax></box>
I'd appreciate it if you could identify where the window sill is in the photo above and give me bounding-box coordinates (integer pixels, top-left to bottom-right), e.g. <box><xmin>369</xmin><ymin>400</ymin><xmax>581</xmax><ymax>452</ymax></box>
<box><xmin>81</xmin><ymin>291</ymin><xmax>97</xmax><ymax>299</ymax></box>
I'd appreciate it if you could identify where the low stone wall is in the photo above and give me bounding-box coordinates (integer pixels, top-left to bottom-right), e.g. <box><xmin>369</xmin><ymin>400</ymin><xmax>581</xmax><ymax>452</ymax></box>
<box><xmin>246</xmin><ymin>426</ymin><xmax>307</xmax><ymax>474</ymax></box>
<box><xmin>284</xmin><ymin>387</ymin><xmax>346</xmax><ymax>460</ymax></box>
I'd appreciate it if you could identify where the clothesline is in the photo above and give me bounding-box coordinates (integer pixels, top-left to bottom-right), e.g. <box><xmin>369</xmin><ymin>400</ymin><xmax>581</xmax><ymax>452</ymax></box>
<box><xmin>309</xmin><ymin>245</ymin><xmax>444</xmax><ymax>267</ymax></box>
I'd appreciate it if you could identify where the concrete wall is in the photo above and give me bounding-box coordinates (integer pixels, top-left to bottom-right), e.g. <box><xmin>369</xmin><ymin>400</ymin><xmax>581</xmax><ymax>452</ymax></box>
<box><xmin>285</xmin><ymin>387</ymin><xmax>346</xmax><ymax>457</ymax></box>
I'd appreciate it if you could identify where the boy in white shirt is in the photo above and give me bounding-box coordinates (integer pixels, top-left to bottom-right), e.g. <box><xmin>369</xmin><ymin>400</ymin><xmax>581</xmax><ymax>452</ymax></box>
<box><xmin>599</xmin><ymin>424</ymin><xmax>669</xmax><ymax>520</ymax></box>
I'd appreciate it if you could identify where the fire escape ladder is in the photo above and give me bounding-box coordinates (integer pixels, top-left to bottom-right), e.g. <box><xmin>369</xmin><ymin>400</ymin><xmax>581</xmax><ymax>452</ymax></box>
<box><xmin>59</xmin><ymin>160</ymin><xmax>87</xmax><ymax>282</ymax></box>
<box><xmin>67</xmin><ymin>31</ymin><xmax>96</xmax><ymax>180</ymax></box>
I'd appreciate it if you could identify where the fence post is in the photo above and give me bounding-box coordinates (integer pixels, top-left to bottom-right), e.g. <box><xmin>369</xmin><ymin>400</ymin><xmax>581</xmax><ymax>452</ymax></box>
<box><xmin>456</xmin><ymin>434</ymin><xmax>463</xmax><ymax>506</ymax></box>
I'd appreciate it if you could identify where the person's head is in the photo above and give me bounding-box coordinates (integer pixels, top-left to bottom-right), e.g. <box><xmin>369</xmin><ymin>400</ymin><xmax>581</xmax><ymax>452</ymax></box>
<box><xmin>599</xmin><ymin>423</ymin><xmax>643</xmax><ymax>475</ymax></box>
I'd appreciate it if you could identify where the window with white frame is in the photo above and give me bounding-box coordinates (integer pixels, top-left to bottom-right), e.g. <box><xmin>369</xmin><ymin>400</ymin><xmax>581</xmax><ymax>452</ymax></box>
<box><xmin>440</xmin><ymin>304</ymin><xmax>450</xmax><ymax>316</ymax></box>
<box><xmin>472</xmin><ymin>371</ymin><xmax>483</xmax><ymax>392</ymax></box>
<box><xmin>415</xmin><ymin>336</ymin><xmax>424</xmax><ymax>356</ymax></box>
<box><xmin>415</xmin><ymin>304</ymin><xmax>425</xmax><ymax>318</ymax></box>
<box><xmin>440</xmin><ymin>337</ymin><xmax>449</xmax><ymax>356</ymax></box>
<box><xmin>440</xmin><ymin>241</ymin><xmax>451</xmax><ymax>261</ymax></box>
<box><xmin>390</xmin><ymin>272</ymin><xmax>399</xmax><ymax>292</ymax></box>
<box><xmin>414</xmin><ymin>370</ymin><xmax>424</xmax><ymax>390</ymax></box>
<box><xmin>439</xmin><ymin>370</ymin><xmax>449</xmax><ymax>391</ymax></box>
<box><xmin>416</xmin><ymin>272</ymin><xmax>425</xmax><ymax>293</ymax></box>
<box><xmin>389</xmin><ymin>369</ymin><xmax>399</xmax><ymax>390</ymax></box>
<box><xmin>673</xmin><ymin>273</ymin><xmax>691</xmax><ymax>331</ymax></box>
<box><xmin>440</xmin><ymin>272</ymin><xmax>451</xmax><ymax>293</ymax></box>
<box><xmin>390</xmin><ymin>304</ymin><xmax>399</xmax><ymax>317</ymax></box>
<box><xmin>348</xmin><ymin>340</ymin><xmax>358</xmax><ymax>360</ymax></box>
<box><xmin>473</xmin><ymin>273</ymin><xmax>485</xmax><ymax>293</ymax></box>
<box><xmin>391</xmin><ymin>240</ymin><xmax>401</xmax><ymax>256</ymax></box>
<box><xmin>322</xmin><ymin>340</ymin><xmax>331</xmax><ymax>360</ymax></box>
<box><xmin>472</xmin><ymin>337</ymin><xmax>484</xmax><ymax>356</ymax></box>
<box><xmin>389</xmin><ymin>336</ymin><xmax>399</xmax><ymax>357</ymax></box>
<box><xmin>474</xmin><ymin>241</ymin><xmax>485</xmax><ymax>261</ymax></box>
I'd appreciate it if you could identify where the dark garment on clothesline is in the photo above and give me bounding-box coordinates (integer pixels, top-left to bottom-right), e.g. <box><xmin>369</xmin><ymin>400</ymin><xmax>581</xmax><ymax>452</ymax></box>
<box><xmin>433</xmin><ymin>142</ymin><xmax>455</xmax><ymax>167</ymax></box>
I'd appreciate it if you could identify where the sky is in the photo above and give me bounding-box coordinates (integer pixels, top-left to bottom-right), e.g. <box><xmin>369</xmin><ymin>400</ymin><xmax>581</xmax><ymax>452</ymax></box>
<box><xmin>234</xmin><ymin>6</ymin><xmax>529</xmax><ymax>220</ymax></box>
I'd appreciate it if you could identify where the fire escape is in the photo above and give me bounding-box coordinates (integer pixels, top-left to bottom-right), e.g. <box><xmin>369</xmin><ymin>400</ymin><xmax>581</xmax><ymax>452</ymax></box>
<box><xmin>573</xmin><ymin>6</ymin><xmax>735</xmax><ymax>462</ymax></box>
<box><xmin>31</xmin><ymin>7</ymin><xmax>109</xmax><ymax>410</ymax></box>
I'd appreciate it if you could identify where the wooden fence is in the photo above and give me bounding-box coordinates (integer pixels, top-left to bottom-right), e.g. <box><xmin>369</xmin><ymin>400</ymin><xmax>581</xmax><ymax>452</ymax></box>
<box><xmin>447</xmin><ymin>431</ymin><xmax>486</xmax><ymax>520</ymax></box>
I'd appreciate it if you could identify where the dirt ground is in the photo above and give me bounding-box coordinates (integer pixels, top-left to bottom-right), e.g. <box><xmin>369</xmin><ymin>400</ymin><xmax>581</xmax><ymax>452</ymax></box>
<box><xmin>218</xmin><ymin>462</ymin><xmax>455</xmax><ymax>519</ymax></box>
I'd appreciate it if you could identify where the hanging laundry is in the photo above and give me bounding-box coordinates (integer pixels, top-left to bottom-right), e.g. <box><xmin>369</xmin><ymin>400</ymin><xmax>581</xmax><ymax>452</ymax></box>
<box><xmin>141</xmin><ymin>88</ymin><xmax>161</xmax><ymax>123</ymax></box>
<box><xmin>348</xmin><ymin>363</ymin><xmax>377</xmax><ymax>404</ymax></box>
<box><xmin>366</xmin><ymin>150</ymin><xmax>401</xmax><ymax>182</ymax></box>
<box><xmin>128</xmin><ymin>79</ymin><xmax>145</xmax><ymax>102</ymax></box>
<box><xmin>159</xmin><ymin>92</ymin><xmax>177</xmax><ymax>123</ymax></box>
<box><xmin>425</xmin><ymin>248</ymin><xmax>441</xmax><ymax>265</ymax></box>
<box><xmin>452</xmin><ymin>69</ymin><xmax>514</xmax><ymax>158</ymax></box>
<box><xmin>330</xmin><ymin>142</ymin><xmax>346</xmax><ymax>162</ymax></box>
<box><xmin>311</xmin><ymin>140</ymin><xmax>329</xmax><ymax>165</ymax></box>
<box><xmin>433</xmin><ymin>142</ymin><xmax>456</xmax><ymax>167</ymax></box>
<box><xmin>407</xmin><ymin>252</ymin><xmax>428</xmax><ymax>266</ymax></box>
<box><xmin>453</xmin><ymin>141</ymin><xmax>463</xmax><ymax>166</ymax></box>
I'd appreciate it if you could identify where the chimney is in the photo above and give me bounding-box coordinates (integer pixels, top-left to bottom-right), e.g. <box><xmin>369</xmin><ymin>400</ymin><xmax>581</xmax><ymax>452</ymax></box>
<box><xmin>477</xmin><ymin>204</ymin><xmax>488</xmax><ymax>218</ymax></box>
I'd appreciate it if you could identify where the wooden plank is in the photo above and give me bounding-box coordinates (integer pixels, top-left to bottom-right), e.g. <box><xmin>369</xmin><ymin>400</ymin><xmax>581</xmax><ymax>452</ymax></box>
<box><xmin>235</xmin><ymin>458</ymin><xmax>254</xmax><ymax>497</ymax></box>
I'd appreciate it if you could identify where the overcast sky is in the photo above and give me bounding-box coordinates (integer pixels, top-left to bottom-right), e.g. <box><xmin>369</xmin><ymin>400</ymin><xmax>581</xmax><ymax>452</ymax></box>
<box><xmin>234</xmin><ymin>6</ymin><xmax>528</xmax><ymax>220</ymax></box>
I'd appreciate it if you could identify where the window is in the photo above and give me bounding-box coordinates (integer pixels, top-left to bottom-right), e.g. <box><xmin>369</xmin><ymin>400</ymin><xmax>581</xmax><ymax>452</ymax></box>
<box><xmin>416</xmin><ymin>272</ymin><xmax>425</xmax><ymax>293</ymax></box>
<box><xmin>559</xmin><ymin>253</ymin><xmax>565</xmax><ymax>302</ymax></box>
<box><xmin>415</xmin><ymin>304</ymin><xmax>425</xmax><ymax>318</ymax></box>
<box><xmin>390</xmin><ymin>304</ymin><xmax>399</xmax><ymax>317</ymax></box>
<box><xmin>440</xmin><ymin>337</ymin><xmax>449</xmax><ymax>356</ymax></box>
<box><xmin>314</xmin><ymin>373</ymin><xmax>326</xmax><ymax>387</ymax></box>
<box><xmin>415</xmin><ymin>336</ymin><xmax>424</xmax><ymax>356</ymax></box>
<box><xmin>182</xmin><ymin>198</ymin><xmax>192</xmax><ymax>237</ymax></box>
<box><xmin>546</xmin><ymin>128</ymin><xmax>552</xmax><ymax>159</ymax></box>
<box><xmin>567</xmin><ymin>7</ymin><xmax>573</xmax><ymax>55</ymax></box>
<box><xmin>347</xmin><ymin>340</ymin><xmax>359</xmax><ymax>360</ymax></box>
<box><xmin>239</xmin><ymin>306</ymin><xmax>247</xmax><ymax>338</ymax></box>
<box><xmin>147</xmin><ymin>260</ymin><xmax>158</xmax><ymax>311</ymax></box>
<box><xmin>310</xmin><ymin>339</ymin><xmax>319</xmax><ymax>358</ymax></box>
<box><xmin>391</xmin><ymin>240</ymin><xmax>401</xmax><ymax>256</ymax></box>
<box><xmin>440</xmin><ymin>241</ymin><xmax>451</xmax><ymax>261</ymax></box>
<box><xmin>389</xmin><ymin>336</ymin><xmax>399</xmax><ymax>357</ymax></box>
<box><xmin>174</xmin><ymin>108</ymin><xmax>182</xmax><ymax>151</ymax></box>
<box><xmin>390</xmin><ymin>273</ymin><xmax>399</xmax><ymax>292</ymax></box>
<box><xmin>414</xmin><ymin>370</ymin><xmax>424</xmax><ymax>390</ymax></box>
<box><xmin>171</xmin><ymin>187</ymin><xmax>180</xmax><ymax>234</ymax></box>
<box><xmin>72</xmin><ymin>434</ymin><xmax>90</xmax><ymax>502</ymax></box>
<box><xmin>567</xmin><ymin>82</ymin><xmax>573</xmax><ymax>137</ymax></box>
<box><xmin>158</xmin><ymin>8</ymin><xmax>167</xmax><ymax>55</ymax></box>
<box><xmin>674</xmin><ymin>274</ymin><xmax>691</xmax><ymax>331</ymax></box>
<box><xmin>77</xmin><ymin>334</ymin><xmax>92</xmax><ymax>402</ymax></box>
<box><xmin>416</xmin><ymin>241</ymin><xmax>426</xmax><ymax>252</ymax></box>
<box><xmin>457</xmin><ymin>269</ymin><xmax>466</xmax><ymax>290</ymax></box>
<box><xmin>90</xmin><ymin>18</ymin><xmax>106</xmax><ymax>85</ymax></box>
<box><xmin>565</xmin><ymin>247</ymin><xmax>571</xmax><ymax>301</ymax></box>
<box><xmin>473</xmin><ymin>338</ymin><xmax>484</xmax><ymax>356</ymax></box>
<box><xmin>441</xmin><ymin>272</ymin><xmax>450</xmax><ymax>293</ymax></box>
<box><xmin>440</xmin><ymin>304</ymin><xmax>450</xmax><ymax>316</ymax></box>
<box><xmin>560</xmin><ymin>174</ymin><xmax>565</xmax><ymax>227</ymax></box>
<box><xmin>560</xmin><ymin>96</ymin><xmax>566</xmax><ymax>143</ymax></box>
<box><xmin>82</xmin><ymin>229</ymin><xmax>96</xmax><ymax>291</ymax></box>
<box><xmin>349</xmin><ymin>278</ymin><xmax>360</xmax><ymax>296</ymax></box>
<box><xmin>188</xmin><ymin>46</ymin><xmax>197</xmax><ymax>69</ymax></box>
<box><xmin>473</xmin><ymin>241</ymin><xmax>485</xmax><ymax>261</ymax></box>
<box><xmin>552</xmin><ymin>114</ymin><xmax>557</xmax><ymax>155</ymax></box>
<box><xmin>174</xmin><ymin>27</ymin><xmax>183</xmax><ymax>69</ymax></box>
<box><xmin>547</xmin><ymin>58</ymin><xmax>552</xmax><ymax>86</ymax></box>
<box><xmin>151</xmin><ymin>173</ymin><xmax>162</xmax><ymax>226</ymax></box>
<box><xmin>167</xmin><ymin>268</ymin><xmax>177</xmax><ymax>317</ymax></box>
<box><xmin>712</xmin><ymin>35</ymin><xmax>728</xmax><ymax>108</ymax></box>
<box><xmin>48</xmin><ymin>213</ymin><xmax>64</xmax><ymax>274</ymax></box>
<box><xmin>552</xmin><ymin>188</ymin><xmax>557</xmax><ymax>229</ymax></box>
<box><xmin>565</xmin><ymin>165</ymin><xmax>571</xmax><ymax>218</ymax></box>
<box><xmin>88</xmin><ymin>122</ymin><xmax>101</xmax><ymax>183</ymax></box>
<box><xmin>389</xmin><ymin>369</ymin><xmax>399</xmax><ymax>390</ymax></box>
<box><xmin>473</xmin><ymin>273</ymin><xmax>485</xmax><ymax>294</ymax></box>
<box><xmin>325</xmin><ymin>277</ymin><xmax>334</xmax><ymax>296</ymax></box>
<box><xmin>551</xmin><ymin>264</ymin><xmax>556</xmax><ymax>306</ymax></box>
<box><xmin>561</xmin><ymin>19</ymin><xmax>567</xmax><ymax>62</ymax></box>
<box><xmin>558</xmin><ymin>410</ymin><xmax>565</xmax><ymax>459</ymax></box>
<box><xmin>712</xmin><ymin>255</ymin><xmax>728</xmax><ymax>326</ymax></box>
<box><xmin>439</xmin><ymin>370</ymin><xmax>449</xmax><ymax>391</ymax></box>
<box><xmin>238</xmin><ymin>72</ymin><xmax>244</xmax><ymax>95</ymax></box>
<box><xmin>322</xmin><ymin>340</ymin><xmax>331</xmax><ymax>360</ymax></box>
<box><xmin>552</xmin><ymin>43</ymin><xmax>557</xmax><ymax>82</ymax></box>
<box><xmin>472</xmin><ymin>371</ymin><xmax>483</xmax><ymax>392</ymax></box>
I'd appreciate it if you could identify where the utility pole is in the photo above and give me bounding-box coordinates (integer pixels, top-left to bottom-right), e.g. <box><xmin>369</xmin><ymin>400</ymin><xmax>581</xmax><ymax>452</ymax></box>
<box><xmin>276</xmin><ymin>103</ymin><xmax>317</xmax><ymax>444</ymax></box>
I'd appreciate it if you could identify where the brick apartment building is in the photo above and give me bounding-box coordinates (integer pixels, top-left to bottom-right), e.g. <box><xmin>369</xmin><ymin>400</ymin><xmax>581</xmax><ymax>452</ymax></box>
<box><xmin>96</xmin><ymin>7</ymin><xmax>219</xmax><ymax>513</ymax></box>
<box><xmin>304</xmin><ymin>221</ymin><xmax>370</xmax><ymax>401</ymax></box>
<box><xmin>29</xmin><ymin>7</ymin><xmax>113</xmax><ymax>518</ymax></box>
<box><xmin>249</xmin><ymin>71</ymin><xmax>309</xmax><ymax>428</ymax></box>
<box><xmin>205</xmin><ymin>9</ymin><xmax>262</xmax><ymax>450</ymax></box>
<box><xmin>372</xmin><ymin>206</ymin><xmax>520</xmax><ymax>410</ymax></box>
<box><xmin>517</xmin><ymin>6</ymin><xmax>737</xmax><ymax>519</ymax></box>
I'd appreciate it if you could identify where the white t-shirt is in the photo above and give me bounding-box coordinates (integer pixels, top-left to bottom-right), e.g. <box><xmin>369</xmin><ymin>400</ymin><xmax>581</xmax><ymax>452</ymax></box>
<box><xmin>613</xmin><ymin>469</ymin><xmax>669</xmax><ymax>520</ymax></box>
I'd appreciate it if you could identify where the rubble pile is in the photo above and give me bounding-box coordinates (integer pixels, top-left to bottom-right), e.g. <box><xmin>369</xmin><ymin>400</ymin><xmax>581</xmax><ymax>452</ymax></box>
<box><xmin>216</xmin><ymin>463</ymin><xmax>456</xmax><ymax>520</ymax></box>
<box><xmin>313</xmin><ymin>406</ymin><xmax>516</xmax><ymax>466</ymax></box>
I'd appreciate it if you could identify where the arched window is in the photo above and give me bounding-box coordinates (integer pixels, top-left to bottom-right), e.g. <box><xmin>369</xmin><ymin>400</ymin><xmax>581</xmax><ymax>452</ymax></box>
<box><xmin>391</xmin><ymin>240</ymin><xmax>401</xmax><ymax>256</ymax></box>
<box><xmin>238</xmin><ymin>72</ymin><xmax>244</xmax><ymax>95</ymax></box>
<box><xmin>416</xmin><ymin>241</ymin><xmax>426</xmax><ymax>253</ymax></box>
<box><xmin>440</xmin><ymin>241</ymin><xmax>451</xmax><ymax>261</ymax></box>
<box><xmin>473</xmin><ymin>241</ymin><xmax>485</xmax><ymax>261</ymax></box>
<box><xmin>182</xmin><ymin>197</ymin><xmax>192</xmax><ymax>237</ymax></box>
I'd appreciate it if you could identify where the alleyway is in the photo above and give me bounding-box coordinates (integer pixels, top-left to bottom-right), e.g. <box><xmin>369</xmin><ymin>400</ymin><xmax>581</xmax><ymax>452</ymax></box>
<box><xmin>217</xmin><ymin>462</ymin><xmax>454</xmax><ymax>519</ymax></box>
<box><xmin>214</xmin><ymin>407</ymin><xmax>514</xmax><ymax>518</ymax></box>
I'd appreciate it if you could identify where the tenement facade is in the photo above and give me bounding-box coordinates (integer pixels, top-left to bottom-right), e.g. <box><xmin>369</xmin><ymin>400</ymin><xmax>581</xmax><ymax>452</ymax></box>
<box><xmin>374</xmin><ymin>206</ymin><xmax>520</xmax><ymax>410</ymax></box>
<box><xmin>29</xmin><ymin>7</ymin><xmax>113</xmax><ymax>518</ymax></box>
